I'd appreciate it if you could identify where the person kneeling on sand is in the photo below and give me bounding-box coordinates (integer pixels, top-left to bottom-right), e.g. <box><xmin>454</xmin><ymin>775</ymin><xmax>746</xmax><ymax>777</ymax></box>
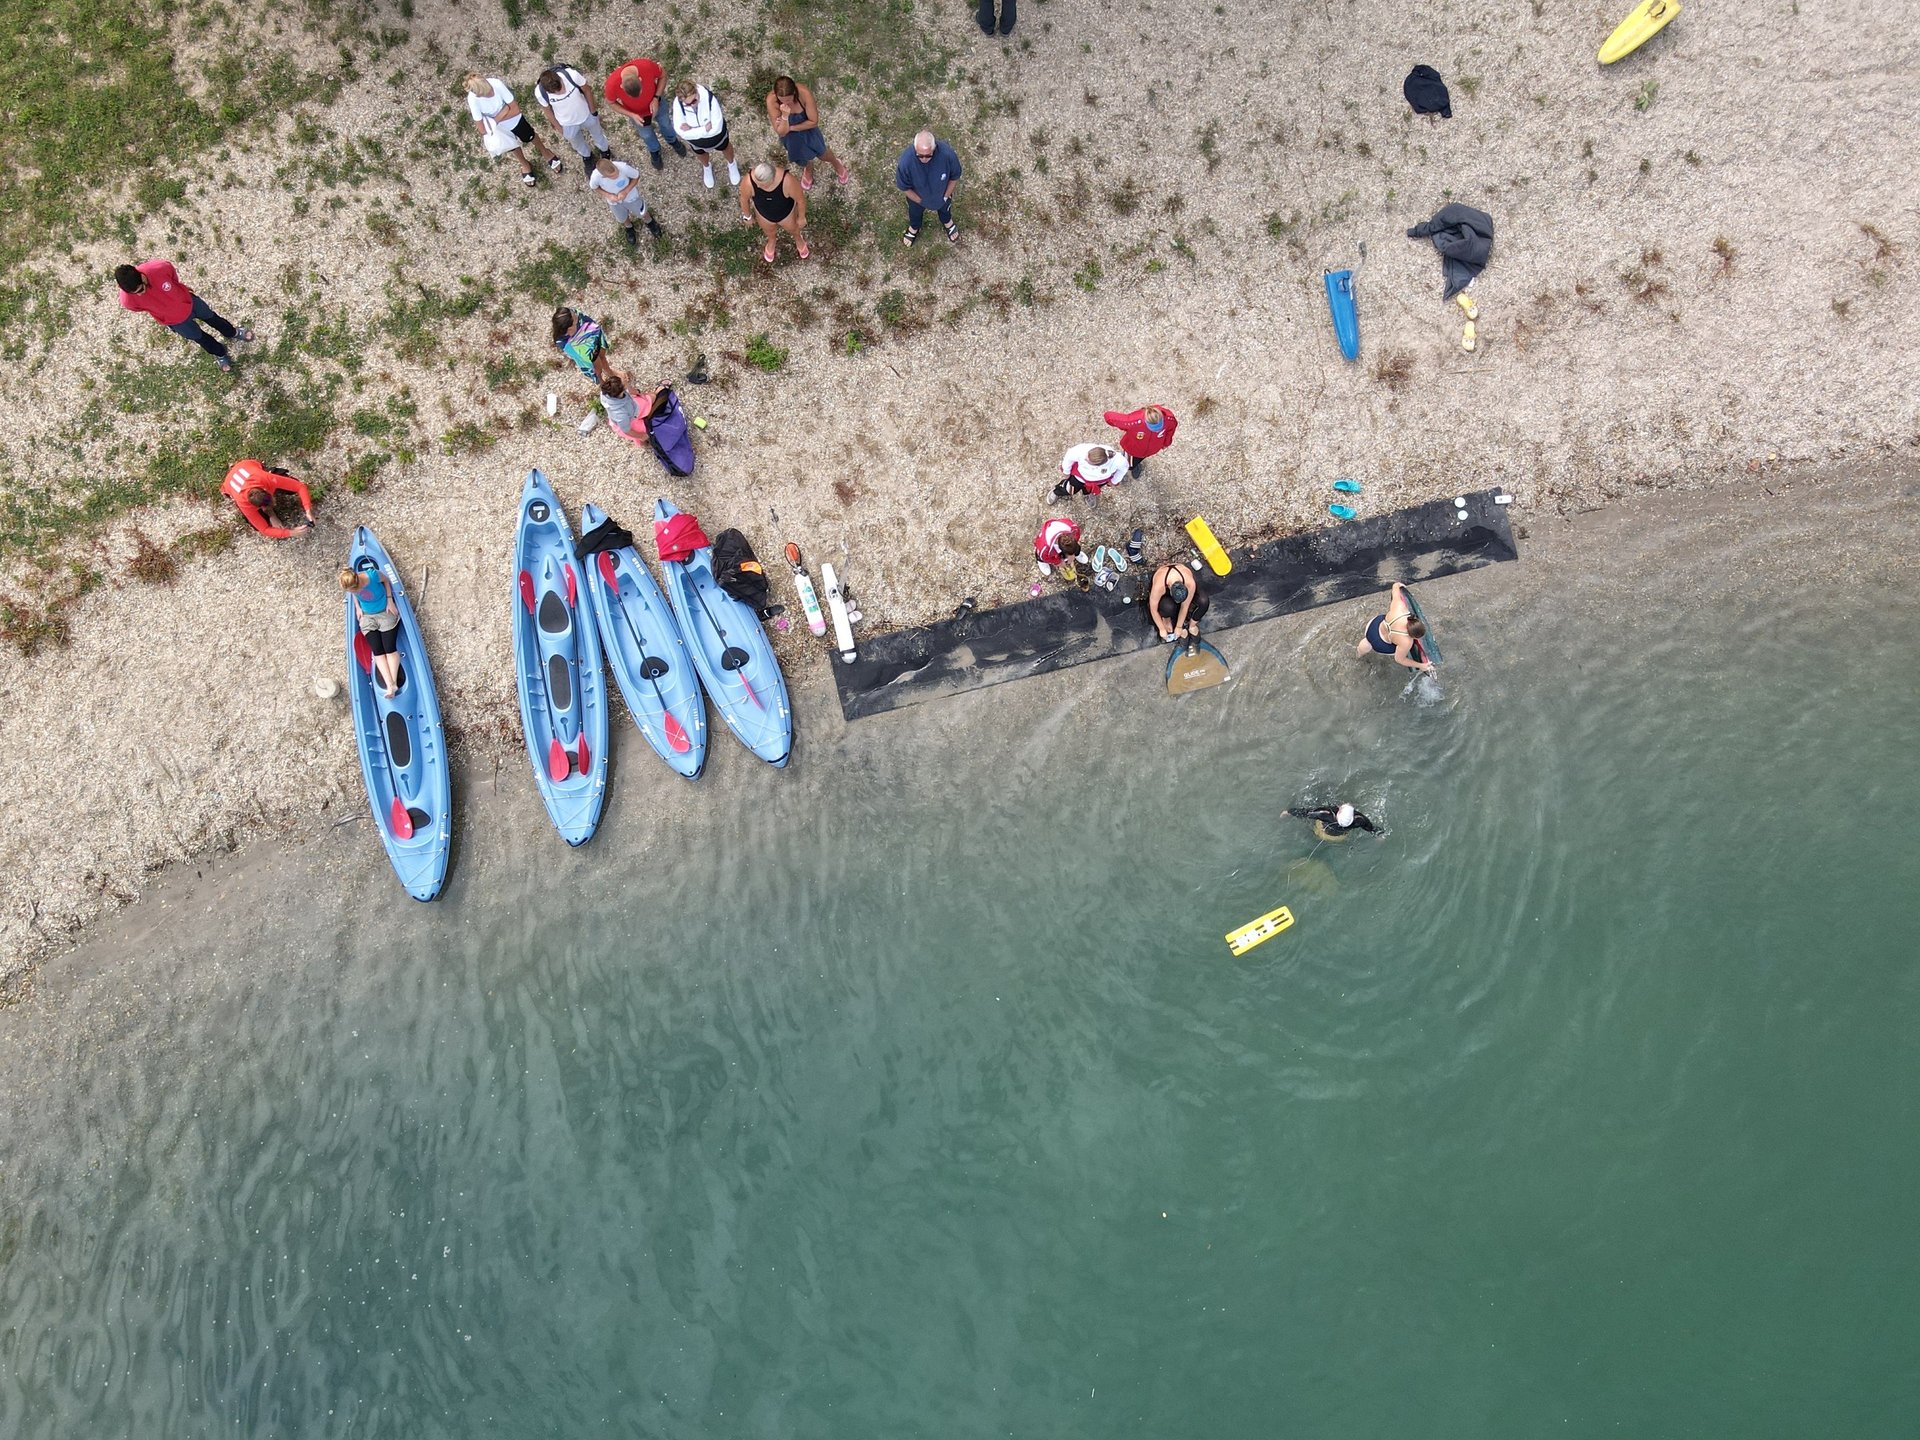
<box><xmin>1033</xmin><ymin>515</ymin><xmax>1084</xmax><ymax>576</ymax></box>
<box><xmin>1286</xmin><ymin>803</ymin><xmax>1380</xmax><ymax>842</ymax></box>
<box><xmin>1148</xmin><ymin>559</ymin><xmax>1208</xmax><ymax>641</ymax></box>
<box><xmin>1051</xmin><ymin>443</ymin><xmax>1128</xmax><ymax>502</ymax></box>
<box><xmin>1356</xmin><ymin>581</ymin><xmax>1434</xmax><ymax>673</ymax></box>
<box><xmin>341</xmin><ymin>563</ymin><xmax>404</xmax><ymax>699</ymax></box>
<box><xmin>597</xmin><ymin>370</ymin><xmax>658</xmax><ymax>447</ymax></box>
<box><xmin>222</xmin><ymin>458</ymin><xmax>312</xmax><ymax>539</ymax></box>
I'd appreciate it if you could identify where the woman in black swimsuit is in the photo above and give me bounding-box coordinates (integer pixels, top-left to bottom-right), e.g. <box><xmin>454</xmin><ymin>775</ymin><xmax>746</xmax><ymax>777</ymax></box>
<box><xmin>738</xmin><ymin>159</ymin><xmax>809</xmax><ymax>263</ymax></box>
<box><xmin>1147</xmin><ymin>560</ymin><xmax>1208</xmax><ymax>642</ymax></box>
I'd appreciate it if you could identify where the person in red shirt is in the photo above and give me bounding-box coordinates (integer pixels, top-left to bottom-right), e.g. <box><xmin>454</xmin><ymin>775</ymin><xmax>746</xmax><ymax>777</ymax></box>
<box><xmin>604</xmin><ymin>58</ymin><xmax>686</xmax><ymax>171</ymax></box>
<box><xmin>115</xmin><ymin>260</ymin><xmax>252</xmax><ymax>373</ymax></box>
<box><xmin>222</xmin><ymin>459</ymin><xmax>313</xmax><ymax>539</ymax></box>
<box><xmin>1102</xmin><ymin>403</ymin><xmax>1178</xmax><ymax>479</ymax></box>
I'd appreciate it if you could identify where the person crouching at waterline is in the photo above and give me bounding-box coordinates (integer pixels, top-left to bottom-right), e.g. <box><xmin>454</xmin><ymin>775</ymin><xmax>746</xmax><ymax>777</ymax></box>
<box><xmin>1286</xmin><ymin>803</ymin><xmax>1380</xmax><ymax>842</ymax></box>
<box><xmin>341</xmin><ymin>563</ymin><xmax>403</xmax><ymax>699</ymax></box>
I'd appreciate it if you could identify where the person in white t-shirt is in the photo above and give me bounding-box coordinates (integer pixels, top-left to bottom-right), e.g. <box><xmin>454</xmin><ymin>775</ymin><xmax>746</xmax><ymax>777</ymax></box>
<box><xmin>1051</xmin><ymin>443</ymin><xmax>1129</xmax><ymax>502</ymax></box>
<box><xmin>535</xmin><ymin>64</ymin><xmax>613</xmax><ymax>176</ymax></box>
<box><xmin>463</xmin><ymin>74</ymin><xmax>562</xmax><ymax>187</ymax></box>
<box><xmin>589</xmin><ymin>157</ymin><xmax>663</xmax><ymax>249</ymax></box>
<box><xmin>669</xmin><ymin>81</ymin><xmax>740</xmax><ymax>190</ymax></box>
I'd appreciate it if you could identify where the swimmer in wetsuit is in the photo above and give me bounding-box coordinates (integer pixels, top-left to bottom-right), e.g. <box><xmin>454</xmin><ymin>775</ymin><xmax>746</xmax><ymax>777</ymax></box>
<box><xmin>1356</xmin><ymin>581</ymin><xmax>1433</xmax><ymax>673</ymax></box>
<box><xmin>1286</xmin><ymin>803</ymin><xmax>1380</xmax><ymax>842</ymax></box>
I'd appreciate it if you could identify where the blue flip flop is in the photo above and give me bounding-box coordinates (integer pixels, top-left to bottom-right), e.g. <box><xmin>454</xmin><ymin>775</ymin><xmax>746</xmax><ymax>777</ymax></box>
<box><xmin>1329</xmin><ymin>503</ymin><xmax>1358</xmax><ymax>521</ymax></box>
<box><xmin>1333</xmin><ymin>478</ymin><xmax>1362</xmax><ymax>494</ymax></box>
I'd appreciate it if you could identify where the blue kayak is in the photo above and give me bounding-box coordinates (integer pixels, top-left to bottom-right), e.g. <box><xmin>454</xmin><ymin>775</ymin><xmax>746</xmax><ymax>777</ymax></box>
<box><xmin>1325</xmin><ymin>268</ymin><xmax>1360</xmax><ymax>362</ymax></box>
<box><xmin>578</xmin><ymin>503</ymin><xmax>708</xmax><ymax>780</ymax></box>
<box><xmin>344</xmin><ymin>527</ymin><xmax>452</xmax><ymax>901</ymax></box>
<box><xmin>512</xmin><ymin>469</ymin><xmax>609</xmax><ymax>844</ymax></box>
<box><xmin>653</xmin><ymin>499</ymin><xmax>793</xmax><ymax>767</ymax></box>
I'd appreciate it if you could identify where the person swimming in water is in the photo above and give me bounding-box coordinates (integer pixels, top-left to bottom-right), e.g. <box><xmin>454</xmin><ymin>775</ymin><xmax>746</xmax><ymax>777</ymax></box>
<box><xmin>1148</xmin><ymin>559</ymin><xmax>1208</xmax><ymax>642</ymax></box>
<box><xmin>1286</xmin><ymin>803</ymin><xmax>1379</xmax><ymax>842</ymax></box>
<box><xmin>1356</xmin><ymin>581</ymin><xmax>1433</xmax><ymax>673</ymax></box>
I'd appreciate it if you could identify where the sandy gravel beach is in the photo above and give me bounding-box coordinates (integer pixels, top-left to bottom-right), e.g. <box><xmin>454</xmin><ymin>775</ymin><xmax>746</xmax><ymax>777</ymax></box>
<box><xmin>2</xmin><ymin>0</ymin><xmax>1917</xmax><ymax>992</ymax></box>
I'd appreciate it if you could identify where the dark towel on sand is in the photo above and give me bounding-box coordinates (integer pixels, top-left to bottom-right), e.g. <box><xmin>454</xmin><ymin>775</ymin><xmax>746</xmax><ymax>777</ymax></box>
<box><xmin>576</xmin><ymin>513</ymin><xmax>635</xmax><ymax>558</ymax></box>
<box><xmin>1407</xmin><ymin>203</ymin><xmax>1495</xmax><ymax>299</ymax></box>
<box><xmin>1403</xmin><ymin>64</ymin><xmax>1451</xmax><ymax>118</ymax></box>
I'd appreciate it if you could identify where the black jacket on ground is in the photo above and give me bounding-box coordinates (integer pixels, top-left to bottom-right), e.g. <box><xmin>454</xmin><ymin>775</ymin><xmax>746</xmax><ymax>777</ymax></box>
<box><xmin>1403</xmin><ymin>64</ymin><xmax>1451</xmax><ymax>118</ymax></box>
<box><xmin>1407</xmin><ymin>203</ymin><xmax>1494</xmax><ymax>298</ymax></box>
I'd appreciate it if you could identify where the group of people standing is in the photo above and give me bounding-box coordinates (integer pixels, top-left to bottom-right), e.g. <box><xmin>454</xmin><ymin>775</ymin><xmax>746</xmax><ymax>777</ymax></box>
<box><xmin>459</xmin><ymin>57</ymin><xmax>943</xmax><ymax>265</ymax></box>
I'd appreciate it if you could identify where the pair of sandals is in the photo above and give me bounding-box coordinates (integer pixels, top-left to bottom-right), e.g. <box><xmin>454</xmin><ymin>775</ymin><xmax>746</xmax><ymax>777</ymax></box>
<box><xmin>763</xmin><ymin>239</ymin><xmax>812</xmax><ymax>263</ymax></box>
<box><xmin>902</xmin><ymin>218</ymin><xmax>961</xmax><ymax>247</ymax></box>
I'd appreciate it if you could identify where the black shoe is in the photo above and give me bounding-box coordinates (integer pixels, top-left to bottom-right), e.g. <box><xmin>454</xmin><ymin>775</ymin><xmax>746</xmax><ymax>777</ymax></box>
<box><xmin>648</xmin><ymin>148</ymin><xmax>664</xmax><ymax>171</ymax></box>
<box><xmin>758</xmin><ymin>604</ymin><xmax>786</xmax><ymax>621</ymax></box>
<box><xmin>646</xmin><ymin>215</ymin><xmax>663</xmax><ymax>237</ymax></box>
<box><xmin>623</xmin><ymin>224</ymin><xmax>638</xmax><ymax>248</ymax></box>
<box><xmin>581</xmin><ymin>153</ymin><xmax>595</xmax><ymax>177</ymax></box>
<box><xmin>954</xmin><ymin>597</ymin><xmax>977</xmax><ymax>620</ymax></box>
<box><xmin>687</xmin><ymin>353</ymin><xmax>710</xmax><ymax>384</ymax></box>
<box><xmin>669</xmin><ymin>139</ymin><xmax>688</xmax><ymax>157</ymax></box>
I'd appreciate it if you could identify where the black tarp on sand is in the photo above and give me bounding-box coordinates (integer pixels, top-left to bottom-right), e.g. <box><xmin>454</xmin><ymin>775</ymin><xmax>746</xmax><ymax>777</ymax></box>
<box><xmin>832</xmin><ymin>491</ymin><xmax>1519</xmax><ymax>721</ymax></box>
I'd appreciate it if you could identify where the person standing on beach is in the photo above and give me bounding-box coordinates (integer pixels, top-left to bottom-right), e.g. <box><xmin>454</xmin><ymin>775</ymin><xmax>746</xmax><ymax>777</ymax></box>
<box><xmin>669</xmin><ymin>81</ymin><xmax>739</xmax><ymax>190</ymax></box>
<box><xmin>1103</xmin><ymin>403</ymin><xmax>1177</xmax><ymax>479</ymax></box>
<box><xmin>1051</xmin><ymin>443</ymin><xmax>1128</xmax><ymax>502</ymax></box>
<box><xmin>464</xmin><ymin>74</ymin><xmax>563</xmax><ymax>187</ymax></box>
<box><xmin>739</xmin><ymin>160</ymin><xmax>809</xmax><ymax>264</ymax></box>
<box><xmin>222</xmin><ymin>459</ymin><xmax>312</xmax><ymax>538</ymax></box>
<box><xmin>976</xmin><ymin>0</ymin><xmax>1015</xmax><ymax>36</ymax></box>
<box><xmin>765</xmin><ymin>76</ymin><xmax>849</xmax><ymax>191</ymax></box>
<box><xmin>114</xmin><ymin>259</ymin><xmax>252</xmax><ymax>373</ymax></box>
<box><xmin>552</xmin><ymin>306</ymin><xmax>611</xmax><ymax>386</ymax></box>
<box><xmin>535</xmin><ymin>63</ymin><xmax>614</xmax><ymax>176</ymax></box>
<box><xmin>894</xmin><ymin>130</ymin><xmax>962</xmax><ymax>246</ymax></box>
<box><xmin>604</xmin><ymin>57</ymin><xmax>684</xmax><ymax>171</ymax></box>
<box><xmin>590</xmin><ymin>156</ymin><xmax>663</xmax><ymax>249</ymax></box>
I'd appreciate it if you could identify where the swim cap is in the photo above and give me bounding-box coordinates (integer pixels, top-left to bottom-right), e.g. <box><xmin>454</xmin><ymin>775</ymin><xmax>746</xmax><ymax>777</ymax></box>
<box><xmin>1335</xmin><ymin>804</ymin><xmax>1356</xmax><ymax>828</ymax></box>
<box><xmin>1169</xmin><ymin>581</ymin><xmax>1189</xmax><ymax>602</ymax></box>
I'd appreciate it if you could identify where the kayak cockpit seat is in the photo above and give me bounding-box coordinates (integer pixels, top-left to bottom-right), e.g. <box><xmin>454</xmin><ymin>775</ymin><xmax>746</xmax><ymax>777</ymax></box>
<box><xmin>538</xmin><ymin>589</ymin><xmax>570</xmax><ymax>636</ymax></box>
<box><xmin>547</xmin><ymin>652</ymin><xmax>573</xmax><ymax>711</ymax></box>
<box><xmin>384</xmin><ymin>709</ymin><xmax>412</xmax><ymax>770</ymax></box>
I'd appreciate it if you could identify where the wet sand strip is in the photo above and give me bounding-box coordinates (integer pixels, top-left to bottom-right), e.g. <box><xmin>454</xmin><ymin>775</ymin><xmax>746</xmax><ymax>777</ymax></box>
<box><xmin>834</xmin><ymin>491</ymin><xmax>1519</xmax><ymax>720</ymax></box>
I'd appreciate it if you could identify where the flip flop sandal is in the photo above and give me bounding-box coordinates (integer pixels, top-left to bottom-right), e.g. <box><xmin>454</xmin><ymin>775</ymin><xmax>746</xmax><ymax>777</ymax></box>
<box><xmin>762</xmin><ymin>242</ymin><xmax>777</xmax><ymax>263</ymax></box>
<box><xmin>943</xmin><ymin>219</ymin><xmax>961</xmax><ymax>242</ymax></box>
<box><xmin>1328</xmin><ymin>503</ymin><xmax>1358</xmax><ymax>520</ymax></box>
<box><xmin>522</xmin><ymin>172</ymin><xmax>538</xmax><ymax>187</ymax></box>
<box><xmin>1109</xmin><ymin>548</ymin><xmax>1129</xmax><ymax>573</ymax></box>
<box><xmin>835</xmin><ymin>165</ymin><xmax>851</xmax><ymax>185</ymax></box>
<box><xmin>1461</xmin><ymin>321</ymin><xmax>1477</xmax><ymax>352</ymax></box>
<box><xmin>1455</xmin><ymin>291</ymin><xmax>1479</xmax><ymax>320</ymax></box>
<box><xmin>800</xmin><ymin>173</ymin><xmax>814</xmax><ymax>191</ymax></box>
<box><xmin>796</xmin><ymin>241</ymin><xmax>811</xmax><ymax>260</ymax></box>
<box><xmin>1333</xmin><ymin>478</ymin><xmax>1362</xmax><ymax>494</ymax></box>
<box><xmin>1091</xmin><ymin>545</ymin><xmax>1108</xmax><ymax>570</ymax></box>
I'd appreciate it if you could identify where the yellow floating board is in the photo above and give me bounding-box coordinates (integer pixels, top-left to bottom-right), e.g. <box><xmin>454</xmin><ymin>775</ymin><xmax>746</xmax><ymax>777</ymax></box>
<box><xmin>1225</xmin><ymin>905</ymin><xmax>1295</xmax><ymax>955</ymax></box>
<box><xmin>1185</xmin><ymin>516</ymin><xmax>1232</xmax><ymax>576</ymax></box>
<box><xmin>1599</xmin><ymin>0</ymin><xmax>1680</xmax><ymax>64</ymax></box>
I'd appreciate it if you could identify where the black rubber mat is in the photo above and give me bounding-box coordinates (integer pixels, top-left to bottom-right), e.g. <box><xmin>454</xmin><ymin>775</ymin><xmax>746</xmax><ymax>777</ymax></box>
<box><xmin>833</xmin><ymin>490</ymin><xmax>1519</xmax><ymax>721</ymax></box>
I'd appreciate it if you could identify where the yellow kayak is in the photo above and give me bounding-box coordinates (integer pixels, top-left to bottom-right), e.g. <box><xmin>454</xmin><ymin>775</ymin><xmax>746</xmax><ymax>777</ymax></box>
<box><xmin>1599</xmin><ymin>0</ymin><xmax>1680</xmax><ymax>64</ymax></box>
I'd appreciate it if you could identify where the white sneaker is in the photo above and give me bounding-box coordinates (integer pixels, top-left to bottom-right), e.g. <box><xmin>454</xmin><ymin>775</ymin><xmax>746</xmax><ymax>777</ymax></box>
<box><xmin>726</xmin><ymin>161</ymin><xmax>741</xmax><ymax>185</ymax></box>
<box><xmin>702</xmin><ymin>163</ymin><xmax>714</xmax><ymax>189</ymax></box>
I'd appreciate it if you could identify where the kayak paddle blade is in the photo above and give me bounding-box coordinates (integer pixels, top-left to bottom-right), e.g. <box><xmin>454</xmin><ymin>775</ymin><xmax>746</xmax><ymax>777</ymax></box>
<box><xmin>518</xmin><ymin>570</ymin><xmax>535</xmax><ymax>616</ymax></box>
<box><xmin>577</xmin><ymin>734</ymin><xmax>591</xmax><ymax>776</ymax></box>
<box><xmin>663</xmin><ymin>710</ymin><xmax>692</xmax><ymax>753</ymax></box>
<box><xmin>388</xmin><ymin>795</ymin><xmax>415</xmax><ymax>840</ymax></box>
<box><xmin>596</xmin><ymin>551</ymin><xmax>620</xmax><ymax>591</ymax></box>
<box><xmin>547</xmin><ymin>737</ymin><xmax>570</xmax><ymax>783</ymax></box>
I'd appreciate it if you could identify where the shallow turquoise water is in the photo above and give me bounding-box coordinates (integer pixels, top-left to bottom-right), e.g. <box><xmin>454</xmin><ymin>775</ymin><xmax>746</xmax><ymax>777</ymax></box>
<box><xmin>3</xmin><ymin>482</ymin><xmax>1917</xmax><ymax>1437</ymax></box>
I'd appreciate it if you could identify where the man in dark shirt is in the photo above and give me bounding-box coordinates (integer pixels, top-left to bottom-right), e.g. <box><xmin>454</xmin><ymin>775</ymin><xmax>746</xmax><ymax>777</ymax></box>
<box><xmin>894</xmin><ymin>130</ymin><xmax>963</xmax><ymax>246</ymax></box>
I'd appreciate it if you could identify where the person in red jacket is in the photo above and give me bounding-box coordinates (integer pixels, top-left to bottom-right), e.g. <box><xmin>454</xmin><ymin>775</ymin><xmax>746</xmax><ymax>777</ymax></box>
<box><xmin>604</xmin><ymin>57</ymin><xmax>686</xmax><ymax>170</ymax></box>
<box><xmin>115</xmin><ymin>260</ymin><xmax>252</xmax><ymax>372</ymax></box>
<box><xmin>1102</xmin><ymin>403</ymin><xmax>1177</xmax><ymax>478</ymax></box>
<box><xmin>222</xmin><ymin>459</ymin><xmax>313</xmax><ymax>539</ymax></box>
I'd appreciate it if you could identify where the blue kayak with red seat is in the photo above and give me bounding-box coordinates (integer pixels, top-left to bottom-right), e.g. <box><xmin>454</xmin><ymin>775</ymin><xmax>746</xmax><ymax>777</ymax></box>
<box><xmin>578</xmin><ymin>502</ymin><xmax>707</xmax><ymax>780</ymax></box>
<box><xmin>512</xmin><ymin>469</ymin><xmax>609</xmax><ymax>845</ymax></box>
<box><xmin>344</xmin><ymin>527</ymin><xmax>452</xmax><ymax>900</ymax></box>
<box><xmin>653</xmin><ymin>498</ymin><xmax>792</xmax><ymax>768</ymax></box>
